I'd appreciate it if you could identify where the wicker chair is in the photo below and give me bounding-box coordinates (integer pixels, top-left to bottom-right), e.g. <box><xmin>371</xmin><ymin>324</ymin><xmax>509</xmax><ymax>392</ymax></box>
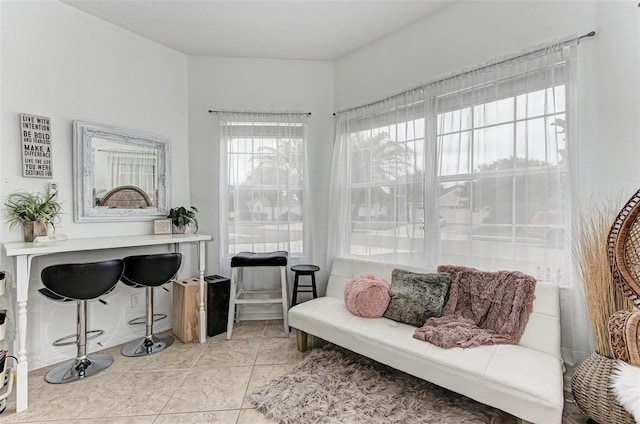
<box><xmin>607</xmin><ymin>189</ymin><xmax>640</xmax><ymax>366</ymax></box>
<box><xmin>571</xmin><ymin>189</ymin><xmax>640</xmax><ymax>424</ymax></box>
<box><xmin>607</xmin><ymin>189</ymin><xmax>640</xmax><ymax>310</ymax></box>
<box><xmin>100</xmin><ymin>185</ymin><xmax>152</xmax><ymax>209</ymax></box>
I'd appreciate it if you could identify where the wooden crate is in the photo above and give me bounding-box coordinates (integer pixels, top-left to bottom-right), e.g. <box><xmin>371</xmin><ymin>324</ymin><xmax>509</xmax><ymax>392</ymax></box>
<box><xmin>172</xmin><ymin>277</ymin><xmax>206</xmax><ymax>343</ymax></box>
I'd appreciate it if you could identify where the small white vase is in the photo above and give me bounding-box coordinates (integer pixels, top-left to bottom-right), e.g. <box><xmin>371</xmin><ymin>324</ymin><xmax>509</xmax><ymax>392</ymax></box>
<box><xmin>0</xmin><ymin>310</ymin><xmax>7</xmax><ymax>341</ymax></box>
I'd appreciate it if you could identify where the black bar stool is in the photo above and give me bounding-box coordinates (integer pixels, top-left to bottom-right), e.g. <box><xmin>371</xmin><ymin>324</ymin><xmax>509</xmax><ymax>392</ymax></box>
<box><xmin>227</xmin><ymin>251</ymin><xmax>289</xmax><ymax>339</ymax></box>
<box><xmin>39</xmin><ymin>259</ymin><xmax>124</xmax><ymax>384</ymax></box>
<box><xmin>290</xmin><ymin>264</ymin><xmax>320</xmax><ymax>307</ymax></box>
<box><xmin>121</xmin><ymin>253</ymin><xmax>182</xmax><ymax>357</ymax></box>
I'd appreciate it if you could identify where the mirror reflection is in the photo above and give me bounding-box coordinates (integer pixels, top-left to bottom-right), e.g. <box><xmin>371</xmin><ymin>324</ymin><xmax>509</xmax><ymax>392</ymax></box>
<box><xmin>92</xmin><ymin>138</ymin><xmax>158</xmax><ymax>208</ymax></box>
<box><xmin>73</xmin><ymin>121</ymin><xmax>171</xmax><ymax>222</ymax></box>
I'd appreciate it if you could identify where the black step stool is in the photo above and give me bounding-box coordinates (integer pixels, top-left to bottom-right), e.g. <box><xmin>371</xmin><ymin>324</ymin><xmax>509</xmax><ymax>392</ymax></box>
<box><xmin>291</xmin><ymin>264</ymin><xmax>320</xmax><ymax>307</ymax></box>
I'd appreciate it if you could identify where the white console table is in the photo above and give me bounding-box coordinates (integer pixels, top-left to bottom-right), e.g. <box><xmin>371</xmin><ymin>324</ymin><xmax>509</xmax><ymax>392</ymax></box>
<box><xmin>3</xmin><ymin>233</ymin><xmax>212</xmax><ymax>413</ymax></box>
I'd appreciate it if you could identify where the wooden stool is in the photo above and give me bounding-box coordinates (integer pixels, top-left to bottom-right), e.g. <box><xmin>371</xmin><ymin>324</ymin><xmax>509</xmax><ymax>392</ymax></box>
<box><xmin>227</xmin><ymin>251</ymin><xmax>289</xmax><ymax>340</ymax></box>
<box><xmin>291</xmin><ymin>264</ymin><xmax>320</xmax><ymax>307</ymax></box>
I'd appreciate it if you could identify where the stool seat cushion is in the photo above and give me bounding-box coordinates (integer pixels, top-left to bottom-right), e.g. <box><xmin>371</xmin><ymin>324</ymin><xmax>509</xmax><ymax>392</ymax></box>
<box><xmin>344</xmin><ymin>273</ymin><xmax>390</xmax><ymax>318</ymax></box>
<box><xmin>121</xmin><ymin>253</ymin><xmax>182</xmax><ymax>288</ymax></box>
<box><xmin>41</xmin><ymin>259</ymin><xmax>125</xmax><ymax>300</ymax></box>
<box><xmin>231</xmin><ymin>251</ymin><xmax>288</xmax><ymax>268</ymax></box>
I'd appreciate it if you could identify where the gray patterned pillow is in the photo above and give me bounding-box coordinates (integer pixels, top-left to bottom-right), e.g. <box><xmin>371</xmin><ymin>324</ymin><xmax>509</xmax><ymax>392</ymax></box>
<box><xmin>382</xmin><ymin>269</ymin><xmax>451</xmax><ymax>327</ymax></box>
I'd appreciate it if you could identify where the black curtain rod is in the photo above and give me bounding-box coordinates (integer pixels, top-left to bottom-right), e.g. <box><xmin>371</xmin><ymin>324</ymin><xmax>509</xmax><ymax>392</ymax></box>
<box><xmin>209</xmin><ymin>110</ymin><xmax>311</xmax><ymax>115</ymax></box>
<box><xmin>332</xmin><ymin>31</ymin><xmax>596</xmax><ymax>116</ymax></box>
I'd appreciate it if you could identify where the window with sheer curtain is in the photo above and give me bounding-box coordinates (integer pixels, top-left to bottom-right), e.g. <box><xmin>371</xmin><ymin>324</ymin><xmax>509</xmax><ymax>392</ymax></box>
<box><xmin>218</xmin><ymin>112</ymin><xmax>310</xmax><ymax>261</ymax></box>
<box><xmin>106</xmin><ymin>151</ymin><xmax>158</xmax><ymax>205</ymax></box>
<box><xmin>331</xmin><ymin>40</ymin><xmax>589</xmax><ymax>366</ymax></box>
<box><xmin>345</xmin><ymin>114</ymin><xmax>427</xmax><ymax>259</ymax></box>
<box><xmin>329</xmin><ymin>42</ymin><xmax>575</xmax><ymax>286</ymax></box>
<box><xmin>437</xmin><ymin>83</ymin><xmax>568</xmax><ymax>281</ymax></box>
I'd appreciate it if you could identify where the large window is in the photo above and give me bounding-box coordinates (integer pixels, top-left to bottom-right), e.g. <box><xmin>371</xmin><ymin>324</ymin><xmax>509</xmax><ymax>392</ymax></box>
<box><xmin>330</xmin><ymin>45</ymin><xmax>574</xmax><ymax>282</ymax></box>
<box><xmin>219</xmin><ymin>113</ymin><xmax>309</xmax><ymax>258</ymax></box>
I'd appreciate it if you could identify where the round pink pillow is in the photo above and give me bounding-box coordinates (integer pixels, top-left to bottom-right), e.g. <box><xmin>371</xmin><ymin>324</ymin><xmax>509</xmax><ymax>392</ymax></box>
<box><xmin>344</xmin><ymin>273</ymin><xmax>390</xmax><ymax>318</ymax></box>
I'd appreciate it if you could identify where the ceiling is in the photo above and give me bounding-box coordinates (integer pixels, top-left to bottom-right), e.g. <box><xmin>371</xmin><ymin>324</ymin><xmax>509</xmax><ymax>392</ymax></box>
<box><xmin>61</xmin><ymin>1</ymin><xmax>453</xmax><ymax>60</ymax></box>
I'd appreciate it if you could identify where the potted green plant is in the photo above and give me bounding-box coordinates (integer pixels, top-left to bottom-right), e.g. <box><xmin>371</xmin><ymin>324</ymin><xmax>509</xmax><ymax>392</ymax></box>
<box><xmin>4</xmin><ymin>189</ymin><xmax>61</xmax><ymax>242</ymax></box>
<box><xmin>167</xmin><ymin>206</ymin><xmax>198</xmax><ymax>234</ymax></box>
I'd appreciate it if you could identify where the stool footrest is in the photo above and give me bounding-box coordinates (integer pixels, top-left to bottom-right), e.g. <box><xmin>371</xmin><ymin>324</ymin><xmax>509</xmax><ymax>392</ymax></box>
<box><xmin>234</xmin><ymin>298</ymin><xmax>283</xmax><ymax>304</ymax></box>
<box><xmin>53</xmin><ymin>329</ymin><xmax>104</xmax><ymax>347</ymax></box>
<box><xmin>238</xmin><ymin>289</ymin><xmax>282</xmax><ymax>295</ymax></box>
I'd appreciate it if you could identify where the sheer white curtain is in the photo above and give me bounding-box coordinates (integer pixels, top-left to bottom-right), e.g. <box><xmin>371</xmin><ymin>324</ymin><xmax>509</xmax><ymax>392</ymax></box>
<box><xmin>328</xmin><ymin>89</ymin><xmax>440</xmax><ymax>268</ymax></box>
<box><xmin>217</xmin><ymin>112</ymin><xmax>312</xmax><ymax>309</ymax></box>
<box><xmin>329</xmin><ymin>40</ymin><xmax>590</xmax><ymax>364</ymax></box>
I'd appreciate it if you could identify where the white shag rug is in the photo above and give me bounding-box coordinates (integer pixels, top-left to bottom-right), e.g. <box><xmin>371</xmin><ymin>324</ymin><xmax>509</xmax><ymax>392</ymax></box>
<box><xmin>611</xmin><ymin>360</ymin><xmax>640</xmax><ymax>422</ymax></box>
<box><xmin>248</xmin><ymin>345</ymin><xmax>514</xmax><ymax>424</ymax></box>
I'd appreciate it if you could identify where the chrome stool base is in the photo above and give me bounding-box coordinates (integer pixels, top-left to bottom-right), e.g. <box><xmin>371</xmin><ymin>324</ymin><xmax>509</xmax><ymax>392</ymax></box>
<box><xmin>121</xmin><ymin>334</ymin><xmax>174</xmax><ymax>357</ymax></box>
<box><xmin>45</xmin><ymin>353</ymin><xmax>114</xmax><ymax>384</ymax></box>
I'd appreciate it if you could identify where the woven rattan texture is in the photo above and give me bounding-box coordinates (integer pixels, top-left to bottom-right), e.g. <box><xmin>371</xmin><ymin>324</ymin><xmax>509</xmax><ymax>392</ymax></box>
<box><xmin>607</xmin><ymin>189</ymin><xmax>640</xmax><ymax>307</ymax></box>
<box><xmin>608</xmin><ymin>309</ymin><xmax>640</xmax><ymax>366</ymax></box>
<box><xmin>609</xmin><ymin>310</ymin><xmax>633</xmax><ymax>363</ymax></box>
<box><xmin>101</xmin><ymin>185</ymin><xmax>152</xmax><ymax>209</ymax></box>
<box><xmin>571</xmin><ymin>352</ymin><xmax>636</xmax><ymax>424</ymax></box>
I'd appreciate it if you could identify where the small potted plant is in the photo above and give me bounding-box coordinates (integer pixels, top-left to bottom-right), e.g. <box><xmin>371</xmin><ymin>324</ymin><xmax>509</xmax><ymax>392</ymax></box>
<box><xmin>167</xmin><ymin>206</ymin><xmax>198</xmax><ymax>234</ymax></box>
<box><xmin>4</xmin><ymin>189</ymin><xmax>61</xmax><ymax>242</ymax></box>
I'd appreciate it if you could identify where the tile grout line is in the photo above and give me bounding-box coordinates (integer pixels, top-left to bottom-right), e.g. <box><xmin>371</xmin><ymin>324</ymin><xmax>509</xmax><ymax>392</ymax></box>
<box><xmin>235</xmin><ymin>320</ymin><xmax>268</xmax><ymax>424</ymax></box>
<box><xmin>6</xmin><ymin>321</ymin><xmax>289</xmax><ymax>424</ymax></box>
<box><xmin>155</xmin><ymin>340</ymin><xmax>211</xmax><ymax>419</ymax></box>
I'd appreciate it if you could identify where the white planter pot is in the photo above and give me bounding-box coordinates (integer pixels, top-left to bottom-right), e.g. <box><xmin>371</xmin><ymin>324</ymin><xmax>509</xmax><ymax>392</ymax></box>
<box><xmin>0</xmin><ymin>310</ymin><xmax>6</xmax><ymax>341</ymax></box>
<box><xmin>0</xmin><ymin>350</ymin><xmax>7</xmax><ymax>392</ymax></box>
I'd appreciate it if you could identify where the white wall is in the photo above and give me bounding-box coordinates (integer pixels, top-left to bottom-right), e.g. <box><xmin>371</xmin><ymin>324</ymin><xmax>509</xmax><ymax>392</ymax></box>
<box><xmin>335</xmin><ymin>0</ymin><xmax>640</xmax><ymax>203</ymax></box>
<box><xmin>188</xmin><ymin>56</ymin><xmax>334</xmax><ymax>315</ymax></box>
<box><xmin>0</xmin><ymin>1</ymin><xmax>191</xmax><ymax>368</ymax></box>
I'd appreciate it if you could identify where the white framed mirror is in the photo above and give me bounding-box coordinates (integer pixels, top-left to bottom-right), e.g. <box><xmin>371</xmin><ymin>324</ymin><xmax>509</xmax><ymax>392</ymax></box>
<box><xmin>73</xmin><ymin>121</ymin><xmax>171</xmax><ymax>222</ymax></box>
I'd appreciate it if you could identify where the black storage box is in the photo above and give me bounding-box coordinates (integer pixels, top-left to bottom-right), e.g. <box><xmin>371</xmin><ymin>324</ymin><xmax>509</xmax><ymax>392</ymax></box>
<box><xmin>204</xmin><ymin>275</ymin><xmax>231</xmax><ymax>337</ymax></box>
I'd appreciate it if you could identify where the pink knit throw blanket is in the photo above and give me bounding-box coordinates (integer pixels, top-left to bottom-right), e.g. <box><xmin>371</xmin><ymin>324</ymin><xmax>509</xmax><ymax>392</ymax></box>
<box><xmin>413</xmin><ymin>265</ymin><xmax>536</xmax><ymax>348</ymax></box>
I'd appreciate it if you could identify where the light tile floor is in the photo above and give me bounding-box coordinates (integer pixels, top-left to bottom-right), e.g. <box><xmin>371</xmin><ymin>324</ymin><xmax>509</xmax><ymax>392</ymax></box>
<box><xmin>0</xmin><ymin>320</ymin><xmax>589</xmax><ymax>423</ymax></box>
